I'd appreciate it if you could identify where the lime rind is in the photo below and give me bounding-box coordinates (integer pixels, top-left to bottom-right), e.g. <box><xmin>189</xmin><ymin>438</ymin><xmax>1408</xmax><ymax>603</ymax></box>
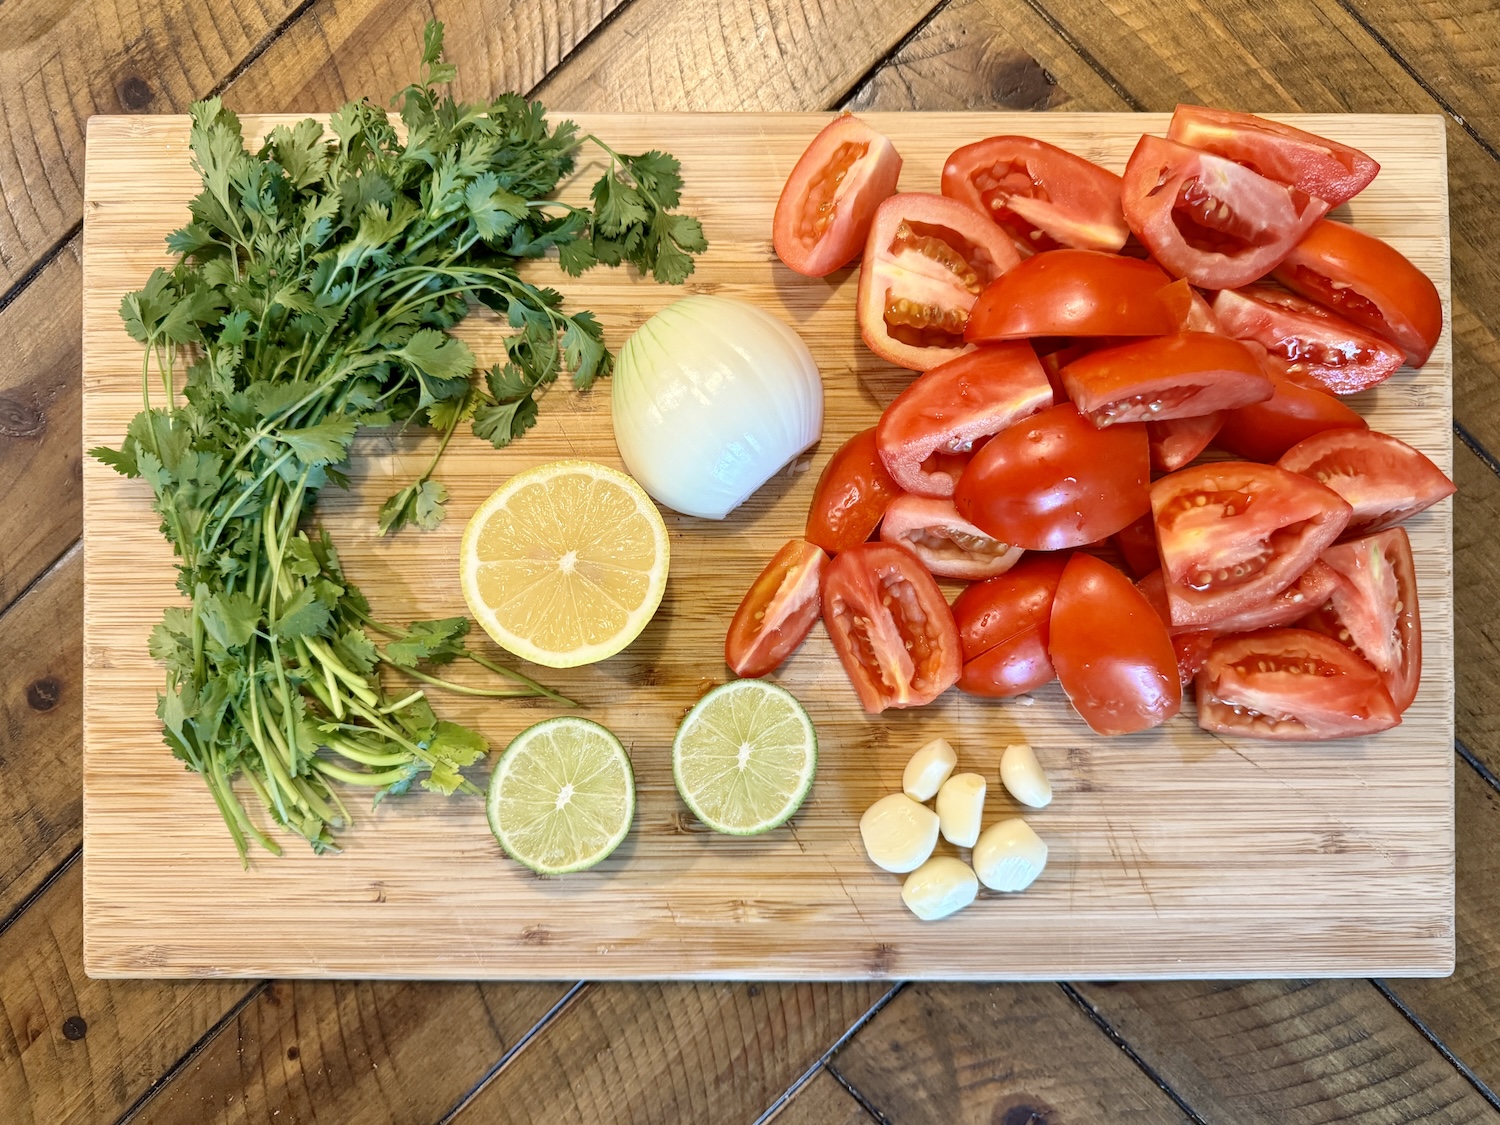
<box><xmin>672</xmin><ymin>680</ymin><xmax>818</xmax><ymax>836</ymax></box>
<box><xmin>487</xmin><ymin>716</ymin><xmax>636</xmax><ymax>875</ymax></box>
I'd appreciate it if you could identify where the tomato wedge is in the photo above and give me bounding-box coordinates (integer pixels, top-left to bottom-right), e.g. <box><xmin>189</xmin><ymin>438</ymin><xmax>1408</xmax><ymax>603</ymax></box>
<box><xmin>954</xmin><ymin>403</ymin><xmax>1151</xmax><ymax>551</ymax></box>
<box><xmin>1135</xmin><ymin>570</ymin><xmax>1215</xmax><ymax>684</ymax></box>
<box><xmin>1113</xmin><ymin>513</ymin><xmax>1161</xmax><ymax>578</ymax></box>
<box><xmin>940</xmin><ymin>136</ymin><xmax>1128</xmax><ymax>255</ymax></box>
<box><xmin>1060</xmin><ymin>331</ymin><xmax>1271</xmax><ymax>427</ymax></box>
<box><xmin>1156</xmin><ymin>278</ymin><xmax>1222</xmax><ymax>333</ymax></box>
<box><xmin>1273</xmin><ymin>219</ymin><xmax>1443</xmax><ymax>368</ymax></box>
<box><xmin>965</xmin><ymin>250</ymin><xmax>1177</xmax><ymax>341</ymax></box>
<box><xmin>1167</xmin><ymin>106</ymin><xmax>1380</xmax><ymax>206</ymax></box>
<box><xmin>1277</xmin><ymin>428</ymin><xmax>1454</xmax><ymax>535</ymax></box>
<box><xmin>773</xmin><ymin>114</ymin><xmax>903</xmax><ymax>277</ymax></box>
<box><xmin>875</xmin><ymin>342</ymin><xmax>1053</xmax><ymax>497</ymax></box>
<box><xmin>724</xmin><ymin>539</ymin><xmax>828</xmax><ymax>678</ymax></box>
<box><xmin>857</xmin><ymin>193</ymin><xmax>1022</xmax><ymax>370</ymax></box>
<box><xmin>1148</xmin><ymin>412</ymin><xmax>1223</xmax><ymax>472</ymax></box>
<box><xmin>1049</xmin><ymin>554</ymin><xmax>1181</xmax><ymax>735</ymax></box>
<box><xmin>951</xmin><ymin>555</ymin><xmax>1068</xmax><ymax>698</ymax></box>
<box><xmin>821</xmin><ymin>542</ymin><xmax>962</xmax><ymax>713</ymax></box>
<box><xmin>879</xmin><ymin>495</ymin><xmax>1024</xmax><ymax>580</ymax></box>
<box><xmin>804</xmin><ymin>428</ymin><xmax>904</xmax><ymax>554</ymax></box>
<box><xmin>1196</xmin><ymin>628</ymin><xmax>1400</xmax><ymax>740</ymax></box>
<box><xmin>1121</xmin><ymin>135</ymin><xmax>1330</xmax><ymax>290</ymax></box>
<box><xmin>1302</xmin><ymin>528</ymin><xmax>1421</xmax><ymax>712</ymax></box>
<box><xmin>1151</xmin><ymin>461</ymin><xmax>1351</xmax><ymax>627</ymax></box>
<box><xmin>1213</xmin><ymin>353</ymin><xmax>1368</xmax><ymax>463</ymax></box>
<box><xmin>1211</xmin><ymin>286</ymin><xmax>1403</xmax><ymax>395</ymax></box>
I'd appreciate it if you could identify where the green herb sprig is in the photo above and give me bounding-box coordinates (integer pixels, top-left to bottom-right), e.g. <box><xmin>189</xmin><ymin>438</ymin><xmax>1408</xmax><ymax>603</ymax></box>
<box><xmin>91</xmin><ymin>22</ymin><xmax>705</xmax><ymax>861</ymax></box>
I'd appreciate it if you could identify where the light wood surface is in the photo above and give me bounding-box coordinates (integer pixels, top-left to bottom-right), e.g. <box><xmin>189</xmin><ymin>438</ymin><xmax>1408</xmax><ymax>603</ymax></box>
<box><xmin>81</xmin><ymin>110</ymin><xmax>1453</xmax><ymax>980</ymax></box>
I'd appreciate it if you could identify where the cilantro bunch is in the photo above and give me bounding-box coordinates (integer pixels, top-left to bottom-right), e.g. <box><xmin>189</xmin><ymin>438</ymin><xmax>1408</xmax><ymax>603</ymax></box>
<box><xmin>90</xmin><ymin>22</ymin><xmax>706</xmax><ymax>861</ymax></box>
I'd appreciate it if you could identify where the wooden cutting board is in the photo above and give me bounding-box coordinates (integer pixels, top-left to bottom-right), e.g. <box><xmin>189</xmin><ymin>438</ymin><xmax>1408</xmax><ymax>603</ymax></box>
<box><xmin>81</xmin><ymin>112</ymin><xmax>1453</xmax><ymax>979</ymax></box>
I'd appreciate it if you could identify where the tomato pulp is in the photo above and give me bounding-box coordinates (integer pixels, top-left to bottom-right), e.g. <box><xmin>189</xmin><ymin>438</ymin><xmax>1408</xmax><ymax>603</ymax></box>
<box><xmin>724</xmin><ymin>539</ymin><xmax>828</xmax><ymax>677</ymax></box>
<box><xmin>1059</xmin><ymin>331</ymin><xmax>1271</xmax><ymax>428</ymax></box>
<box><xmin>878</xmin><ymin>495</ymin><xmax>1024</xmax><ymax>580</ymax></box>
<box><xmin>1277</xmin><ymin>427</ymin><xmax>1455</xmax><ymax>536</ymax></box>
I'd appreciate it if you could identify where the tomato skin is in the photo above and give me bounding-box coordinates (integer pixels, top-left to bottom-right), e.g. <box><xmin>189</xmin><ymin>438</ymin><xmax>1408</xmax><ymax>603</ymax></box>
<box><xmin>1113</xmin><ymin>513</ymin><xmax>1161</xmax><ymax>578</ymax></box>
<box><xmin>965</xmin><ymin>250</ymin><xmax>1177</xmax><ymax>341</ymax></box>
<box><xmin>1195</xmin><ymin>628</ymin><xmax>1400</xmax><ymax>741</ymax></box>
<box><xmin>857</xmin><ymin>193</ymin><xmax>1023</xmax><ymax>370</ymax></box>
<box><xmin>940</xmin><ymin>136</ymin><xmax>1128</xmax><ymax>255</ymax></box>
<box><xmin>805</xmin><ymin>428</ymin><xmax>904</xmax><ymax>553</ymax></box>
<box><xmin>1156</xmin><ymin>279</ymin><xmax>1223</xmax><ymax>333</ymax></box>
<box><xmin>1049</xmin><ymin>554</ymin><xmax>1181</xmax><ymax>735</ymax></box>
<box><xmin>951</xmin><ymin>555</ymin><xmax>1068</xmax><ymax>697</ymax></box>
<box><xmin>1277</xmin><ymin>428</ymin><xmax>1454</xmax><ymax>536</ymax></box>
<box><xmin>724</xmin><ymin>540</ymin><xmax>828</xmax><ymax>677</ymax></box>
<box><xmin>1060</xmin><ymin>331</ymin><xmax>1271</xmax><ymax>427</ymax></box>
<box><xmin>875</xmin><ymin>342</ymin><xmax>1053</xmax><ymax>497</ymax></box>
<box><xmin>1211</xmin><ymin>286</ymin><xmax>1404</xmax><ymax>395</ymax></box>
<box><xmin>1135</xmin><ymin>570</ymin><xmax>1215</xmax><ymax>684</ymax></box>
<box><xmin>1167</xmin><ymin>106</ymin><xmax>1380</xmax><ymax>206</ymax></box>
<box><xmin>1148</xmin><ymin>412</ymin><xmax>1224</xmax><ymax>472</ymax></box>
<box><xmin>954</xmin><ymin>403</ymin><xmax>1152</xmax><ymax>551</ymax></box>
<box><xmin>821</xmin><ymin>542</ymin><xmax>962</xmax><ymax>713</ymax></box>
<box><xmin>1121</xmin><ymin>135</ymin><xmax>1330</xmax><ymax>290</ymax></box>
<box><xmin>1273</xmin><ymin>220</ymin><xmax>1443</xmax><ymax>367</ymax></box>
<box><xmin>773</xmin><ymin>114</ymin><xmax>903</xmax><ymax>277</ymax></box>
<box><xmin>1213</xmin><ymin>353</ymin><xmax>1368</xmax><ymax>463</ymax></box>
<box><xmin>1151</xmin><ymin>461</ymin><xmax>1351</xmax><ymax>627</ymax></box>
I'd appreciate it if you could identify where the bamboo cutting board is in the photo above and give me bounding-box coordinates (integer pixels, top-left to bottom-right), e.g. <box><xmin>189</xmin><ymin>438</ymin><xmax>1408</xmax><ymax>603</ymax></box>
<box><xmin>82</xmin><ymin>112</ymin><xmax>1453</xmax><ymax>979</ymax></box>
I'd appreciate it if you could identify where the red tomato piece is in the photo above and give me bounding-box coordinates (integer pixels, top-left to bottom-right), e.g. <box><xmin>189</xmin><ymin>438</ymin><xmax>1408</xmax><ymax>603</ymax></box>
<box><xmin>804</xmin><ymin>428</ymin><xmax>904</xmax><ymax>553</ymax></box>
<box><xmin>1195</xmin><ymin>628</ymin><xmax>1400</xmax><ymax>740</ymax></box>
<box><xmin>1167</xmin><ymin>106</ymin><xmax>1380</xmax><ymax>206</ymax></box>
<box><xmin>1134</xmin><ymin>570</ymin><xmax>1215</xmax><ymax>684</ymax></box>
<box><xmin>875</xmin><ymin>342</ymin><xmax>1053</xmax><ymax>497</ymax></box>
<box><xmin>1151</xmin><ymin>461</ymin><xmax>1351</xmax><ymax>627</ymax></box>
<box><xmin>772</xmin><ymin>114</ymin><xmax>903</xmax><ymax>277</ymax></box>
<box><xmin>1273</xmin><ymin>219</ymin><xmax>1443</xmax><ymax>368</ymax></box>
<box><xmin>1113</xmin><ymin>513</ymin><xmax>1161</xmax><ymax>578</ymax></box>
<box><xmin>1277</xmin><ymin>428</ymin><xmax>1455</xmax><ymax>536</ymax></box>
<box><xmin>1213</xmin><ymin>352</ymin><xmax>1369</xmax><ymax>463</ymax></box>
<box><xmin>1211</xmin><ymin>286</ymin><xmax>1404</xmax><ymax>395</ymax></box>
<box><xmin>1301</xmin><ymin>528</ymin><xmax>1421</xmax><ymax>712</ymax></box>
<box><xmin>857</xmin><ymin>193</ymin><xmax>1022</xmax><ymax>370</ymax></box>
<box><xmin>1121</xmin><ymin>135</ymin><xmax>1330</xmax><ymax>290</ymax></box>
<box><xmin>724</xmin><ymin>539</ymin><xmax>828</xmax><ymax>678</ymax></box>
<box><xmin>879</xmin><ymin>494</ymin><xmax>1024</xmax><ymax>580</ymax></box>
<box><xmin>1049</xmin><ymin>554</ymin><xmax>1181</xmax><ymax>735</ymax></box>
<box><xmin>940</xmin><ymin>135</ymin><xmax>1128</xmax><ymax>255</ymax></box>
<box><xmin>1156</xmin><ymin>279</ymin><xmax>1222</xmax><ymax>333</ymax></box>
<box><xmin>1148</xmin><ymin>412</ymin><xmax>1224</xmax><ymax>472</ymax></box>
<box><xmin>1060</xmin><ymin>331</ymin><xmax>1271</xmax><ymax>428</ymax></box>
<box><xmin>950</xmin><ymin>555</ymin><xmax>1069</xmax><ymax>698</ymax></box>
<box><xmin>964</xmin><ymin>250</ymin><xmax>1178</xmax><ymax>341</ymax></box>
<box><xmin>821</xmin><ymin>542</ymin><xmax>962</xmax><ymax>713</ymax></box>
<box><xmin>954</xmin><ymin>403</ymin><xmax>1152</xmax><ymax>551</ymax></box>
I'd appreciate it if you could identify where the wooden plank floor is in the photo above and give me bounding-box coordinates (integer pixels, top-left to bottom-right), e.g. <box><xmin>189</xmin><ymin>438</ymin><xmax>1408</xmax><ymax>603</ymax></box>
<box><xmin>2</xmin><ymin>0</ymin><xmax>1498</xmax><ymax>1119</ymax></box>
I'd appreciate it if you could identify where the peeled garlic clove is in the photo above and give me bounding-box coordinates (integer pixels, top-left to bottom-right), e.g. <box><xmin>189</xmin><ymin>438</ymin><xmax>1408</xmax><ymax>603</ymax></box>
<box><xmin>901</xmin><ymin>856</ymin><xmax>979</xmax><ymax>921</ymax></box>
<box><xmin>936</xmin><ymin>772</ymin><xmax>986</xmax><ymax>848</ymax></box>
<box><xmin>973</xmin><ymin>818</ymin><xmax>1048</xmax><ymax>892</ymax></box>
<box><xmin>859</xmin><ymin>793</ymin><xmax>940</xmax><ymax>873</ymax></box>
<box><xmin>1000</xmin><ymin>742</ymin><xmax>1052</xmax><ymax>809</ymax></box>
<box><xmin>903</xmin><ymin>737</ymin><xmax>957</xmax><ymax>801</ymax></box>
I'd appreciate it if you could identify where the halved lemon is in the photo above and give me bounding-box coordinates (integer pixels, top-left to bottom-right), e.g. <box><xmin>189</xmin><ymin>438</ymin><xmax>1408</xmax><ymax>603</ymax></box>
<box><xmin>460</xmin><ymin>460</ymin><xmax>670</xmax><ymax>668</ymax></box>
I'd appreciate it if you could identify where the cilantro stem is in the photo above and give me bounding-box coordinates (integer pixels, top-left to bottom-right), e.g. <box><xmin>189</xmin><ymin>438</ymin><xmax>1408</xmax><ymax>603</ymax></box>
<box><xmin>311</xmin><ymin>759</ymin><xmax>413</xmax><ymax>787</ymax></box>
<box><xmin>383</xmin><ymin>661</ymin><xmax>543</xmax><ymax>698</ymax></box>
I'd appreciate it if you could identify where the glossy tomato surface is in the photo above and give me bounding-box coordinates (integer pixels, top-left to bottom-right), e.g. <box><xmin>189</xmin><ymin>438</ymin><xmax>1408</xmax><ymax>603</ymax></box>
<box><xmin>1049</xmin><ymin>554</ymin><xmax>1181</xmax><ymax>735</ymax></box>
<box><xmin>1196</xmin><ymin>628</ymin><xmax>1400</xmax><ymax>740</ymax></box>
<box><xmin>951</xmin><ymin>555</ymin><xmax>1068</xmax><ymax>698</ymax></box>
<box><xmin>878</xmin><ymin>494</ymin><xmax>1024</xmax><ymax>580</ymax></box>
<box><xmin>857</xmin><ymin>192</ymin><xmax>1022</xmax><ymax>370</ymax></box>
<box><xmin>773</xmin><ymin>114</ymin><xmax>903</xmax><ymax>277</ymax></box>
<box><xmin>1167</xmin><ymin>106</ymin><xmax>1379</xmax><ymax>205</ymax></box>
<box><xmin>1156</xmin><ymin>278</ymin><xmax>1223</xmax><ymax>333</ymax></box>
<box><xmin>941</xmin><ymin>136</ymin><xmax>1128</xmax><ymax>254</ymax></box>
<box><xmin>1060</xmin><ymin>331</ymin><xmax>1271</xmax><ymax>427</ymax></box>
<box><xmin>1151</xmin><ymin>461</ymin><xmax>1351</xmax><ymax>627</ymax></box>
<box><xmin>1148</xmin><ymin>411</ymin><xmax>1224</xmax><ymax>472</ymax></box>
<box><xmin>1273</xmin><ymin>219</ymin><xmax>1443</xmax><ymax>367</ymax></box>
<box><xmin>1134</xmin><ymin>570</ymin><xmax>1215</xmax><ymax>684</ymax></box>
<box><xmin>1121</xmin><ymin>135</ymin><xmax>1329</xmax><ymax>290</ymax></box>
<box><xmin>965</xmin><ymin>250</ymin><xmax>1177</xmax><ymax>341</ymax></box>
<box><xmin>875</xmin><ymin>342</ymin><xmax>1053</xmax><ymax>497</ymax></box>
<box><xmin>804</xmin><ymin>428</ymin><xmax>903</xmax><ymax>553</ymax></box>
<box><xmin>1213</xmin><ymin>353</ymin><xmax>1368</xmax><ymax>463</ymax></box>
<box><xmin>1212</xmin><ymin>286</ymin><xmax>1403</xmax><ymax>395</ymax></box>
<box><xmin>954</xmin><ymin>403</ymin><xmax>1151</xmax><ymax>550</ymax></box>
<box><xmin>821</xmin><ymin>542</ymin><xmax>961</xmax><ymax>713</ymax></box>
<box><xmin>724</xmin><ymin>539</ymin><xmax>828</xmax><ymax>678</ymax></box>
<box><xmin>1277</xmin><ymin>427</ymin><xmax>1455</xmax><ymax>535</ymax></box>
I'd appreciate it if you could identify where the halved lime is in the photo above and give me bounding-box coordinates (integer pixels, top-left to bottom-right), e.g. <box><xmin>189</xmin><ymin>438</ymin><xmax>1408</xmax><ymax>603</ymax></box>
<box><xmin>672</xmin><ymin>680</ymin><xmax>817</xmax><ymax>835</ymax></box>
<box><xmin>486</xmin><ymin>717</ymin><xmax>635</xmax><ymax>875</ymax></box>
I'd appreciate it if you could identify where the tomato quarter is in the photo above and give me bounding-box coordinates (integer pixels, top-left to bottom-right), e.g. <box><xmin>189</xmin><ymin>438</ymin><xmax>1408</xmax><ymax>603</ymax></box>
<box><xmin>951</xmin><ymin>555</ymin><xmax>1068</xmax><ymax>698</ymax></box>
<box><xmin>1213</xmin><ymin>353</ymin><xmax>1368</xmax><ymax>463</ymax></box>
<box><xmin>879</xmin><ymin>494</ymin><xmax>1024</xmax><ymax>580</ymax></box>
<box><xmin>804</xmin><ymin>428</ymin><xmax>904</xmax><ymax>553</ymax></box>
<box><xmin>724</xmin><ymin>539</ymin><xmax>828</xmax><ymax>678</ymax></box>
<box><xmin>1148</xmin><ymin>412</ymin><xmax>1224</xmax><ymax>472</ymax></box>
<box><xmin>1060</xmin><ymin>331</ymin><xmax>1271</xmax><ymax>428</ymax></box>
<box><xmin>1277</xmin><ymin>428</ymin><xmax>1454</xmax><ymax>536</ymax></box>
<box><xmin>965</xmin><ymin>250</ymin><xmax>1177</xmax><ymax>341</ymax></box>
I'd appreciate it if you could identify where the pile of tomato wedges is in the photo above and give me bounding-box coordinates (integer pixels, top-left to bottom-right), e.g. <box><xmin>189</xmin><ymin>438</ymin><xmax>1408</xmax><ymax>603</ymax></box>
<box><xmin>724</xmin><ymin>106</ymin><xmax>1454</xmax><ymax>741</ymax></box>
